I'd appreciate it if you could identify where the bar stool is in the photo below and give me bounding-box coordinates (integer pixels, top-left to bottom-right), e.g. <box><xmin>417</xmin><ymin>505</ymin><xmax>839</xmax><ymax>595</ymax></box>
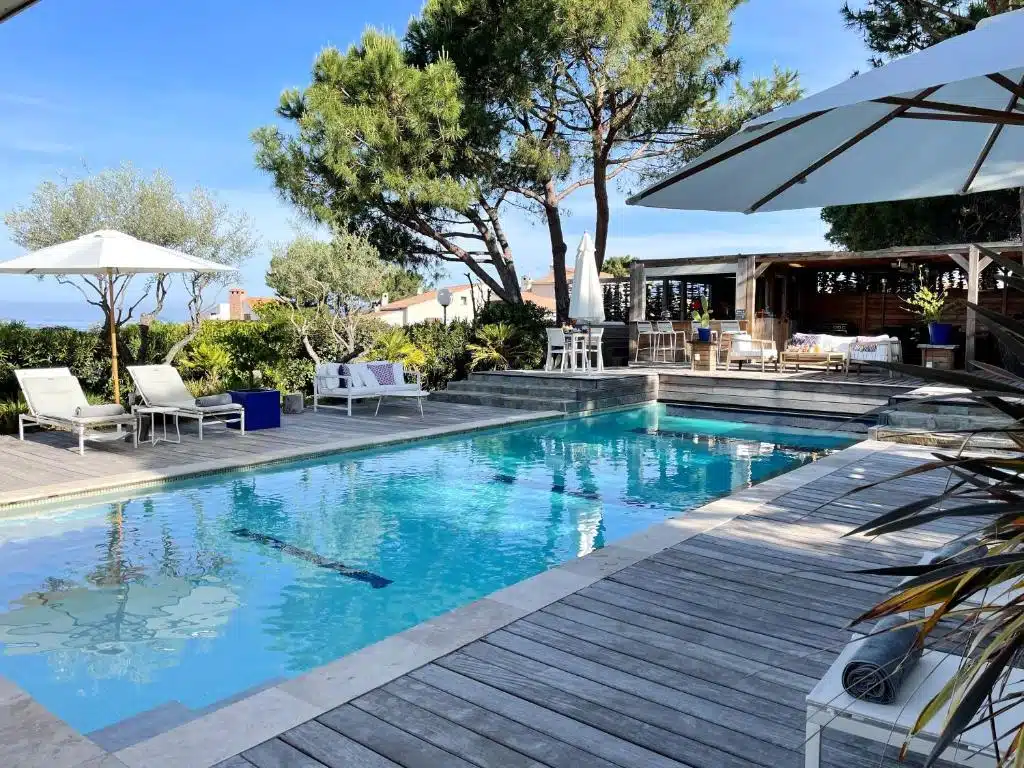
<box><xmin>655</xmin><ymin>321</ymin><xmax>677</xmax><ymax>362</ymax></box>
<box><xmin>634</xmin><ymin>321</ymin><xmax>658</xmax><ymax>362</ymax></box>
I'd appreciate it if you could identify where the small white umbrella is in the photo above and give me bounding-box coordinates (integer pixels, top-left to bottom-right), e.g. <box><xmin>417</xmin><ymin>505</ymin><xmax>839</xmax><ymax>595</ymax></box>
<box><xmin>0</xmin><ymin>230</ymin><xmax>235</xmax><ymax>403</ymax></box>
<box><xmin>629</xmin><ymin>10</ymin><xmax>1024</xmax><ymax>213</ymax></box>
<box><xmin>568</xmin><ymin>232</ymin><xmax>605</xmax><ymax>323</ymax></box>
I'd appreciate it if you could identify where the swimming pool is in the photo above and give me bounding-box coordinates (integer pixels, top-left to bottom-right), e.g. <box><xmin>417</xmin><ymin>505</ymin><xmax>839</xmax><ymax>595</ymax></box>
<box><xmin>0</xmin><ymin>405</ymin><xmax>853</xmax><ymax>740</ymax></box>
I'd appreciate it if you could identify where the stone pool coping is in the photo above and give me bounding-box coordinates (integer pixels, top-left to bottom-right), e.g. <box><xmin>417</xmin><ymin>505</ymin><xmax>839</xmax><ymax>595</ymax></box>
<box><xmin>0</xmin><ymin>409</ymin><xmax>564</xmax><ymax>513</ymax></box>
<box><xmin>1</xmin><ymin>429</ymin><xmax>901</xmax><ymax>768</ymax></box>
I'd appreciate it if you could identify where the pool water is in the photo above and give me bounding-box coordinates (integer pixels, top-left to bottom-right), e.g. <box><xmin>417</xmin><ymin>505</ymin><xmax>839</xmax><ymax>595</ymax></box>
<box><xmin>0</xmin><ymin>405</ymin><xmax>853</xmax><ymax>736</ymax></box>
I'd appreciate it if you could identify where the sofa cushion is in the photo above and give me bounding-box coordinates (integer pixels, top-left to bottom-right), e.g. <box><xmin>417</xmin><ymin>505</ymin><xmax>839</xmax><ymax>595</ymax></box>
<box><xmin>367</xmin><ymin>361</ymin><xmax>397</xmax><ymax>386</ymax></box>
<box><xmin>346</xmin><ymin>363</ymin><xmax>378</xmax><ymax>389</ymax></box>
<box><xmin>316</xmin><ymin>362</ymin><xmax>341</xmax><ymax>389</ymax></box>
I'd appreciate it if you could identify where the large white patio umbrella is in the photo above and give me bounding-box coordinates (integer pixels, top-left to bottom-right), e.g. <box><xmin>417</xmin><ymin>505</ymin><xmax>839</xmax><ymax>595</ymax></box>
<box><xmin>629</xmin><ymin>10</ymin><xmax>1024</xmax><ymax>213</ymax></box>
<box><xmin>0</xmin><ymin>230</ymin><xmax>234</xmax><ymax>403</ymax></box>
<box><xmin>568</xmin><ymin>232</ymin><xmax>605</xmax><ymax>323</ymax></box>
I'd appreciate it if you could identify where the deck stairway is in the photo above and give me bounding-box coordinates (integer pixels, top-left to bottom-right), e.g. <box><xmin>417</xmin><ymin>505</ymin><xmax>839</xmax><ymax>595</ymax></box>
<box><xmin>871</xmin><ymin>389</ymin><xmax>1016</xmax><ymax>448</ymax></box>
<box><xmin>432</xmin><ymin>371</ymin><xmax>658</xmax><ymax>414</ymax></box>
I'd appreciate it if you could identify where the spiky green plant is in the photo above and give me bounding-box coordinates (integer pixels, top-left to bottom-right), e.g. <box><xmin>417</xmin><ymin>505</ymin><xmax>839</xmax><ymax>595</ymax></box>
<box><xmin>846</xmin><ymin>244</ymin><xmax>1024</xmax><ymax>766</ymax></box>
<box><xmin>467</xmin><ymin>323</ymin><xmax>521</xmax><ymax>371</ymax></box>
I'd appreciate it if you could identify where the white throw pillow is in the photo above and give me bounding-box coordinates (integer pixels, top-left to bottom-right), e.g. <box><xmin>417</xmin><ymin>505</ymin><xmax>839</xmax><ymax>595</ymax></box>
<box><xmin>349</xmin><ymin>364</ymin><xmax>377</xmax><ymax>389</ymax></box>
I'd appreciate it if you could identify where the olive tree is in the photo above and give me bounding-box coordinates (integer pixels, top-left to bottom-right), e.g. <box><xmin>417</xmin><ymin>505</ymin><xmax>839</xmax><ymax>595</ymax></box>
<box><xmin>266</xmin><ymin>231</ymin><xmax>395</xmax><ymax>364</ymax></box>
<box><xmin>4</xmin><ymin>164</ymin><xmax>256</xmax><ymax>362</ymax></box>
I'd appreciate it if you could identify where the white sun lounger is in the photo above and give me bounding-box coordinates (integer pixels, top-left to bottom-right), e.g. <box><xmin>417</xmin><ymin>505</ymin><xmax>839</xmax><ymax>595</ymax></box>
<box><xmin>15</xmin><ymin>367</ymin><xmax>138</xmax><ymax>455</ymax></box>
<box><xmin>127</xmin><ymin>365</ymin><xmax>244</xmax><ymax>439</ymax></box>
<box><xmin>807</xmin><ymin>636</ymin><xmax>1024</xmax><ymax>767</ymax></box>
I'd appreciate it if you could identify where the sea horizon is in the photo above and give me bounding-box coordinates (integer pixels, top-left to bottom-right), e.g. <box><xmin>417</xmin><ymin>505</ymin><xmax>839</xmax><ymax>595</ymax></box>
<box><xmin>0</xmin><ymin>300</ymin><xmax>190</xmax><ymax>330</ymax></box>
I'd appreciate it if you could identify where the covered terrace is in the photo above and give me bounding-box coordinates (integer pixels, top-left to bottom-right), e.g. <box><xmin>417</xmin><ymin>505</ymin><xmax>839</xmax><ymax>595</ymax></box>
<box><xmin>611</xmin><ymin>240</ymin><xmax>1024</xmax><ymax>368</ymax></box>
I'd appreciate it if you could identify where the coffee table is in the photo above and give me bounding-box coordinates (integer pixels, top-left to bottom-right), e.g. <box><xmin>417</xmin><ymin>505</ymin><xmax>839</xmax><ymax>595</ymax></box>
<box><xmin>374</xmin><ymin>390</ymin><xmax>429</xmax><ymax>418</ymax></box>
<box><xmin>133</xmin><ymin>405</ymin><xmax>181</xmax><ymax>446</ymax></box>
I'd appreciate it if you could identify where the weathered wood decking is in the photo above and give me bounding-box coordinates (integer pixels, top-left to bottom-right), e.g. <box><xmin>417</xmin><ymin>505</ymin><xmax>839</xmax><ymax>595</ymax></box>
<box><xmin>0</xmin><ymin>400</ymin><xmax>555</xmax><ymax>508</ymax></box>
<box><xmin>211</xmin><ymin>444</ymin><xmax>965</xmax><ymax>768</ymax></box>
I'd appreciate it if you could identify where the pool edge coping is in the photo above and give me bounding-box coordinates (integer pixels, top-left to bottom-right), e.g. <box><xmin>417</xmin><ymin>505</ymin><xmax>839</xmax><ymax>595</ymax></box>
<box><xmin>104</xmin><ymin>437</ymin><xmax>905</xmax><ymax>768</ymax></box>
<box><xmin>0</xmin><ymin>408</ymin><xmax>567</xmax><ymax>514</ymax></box>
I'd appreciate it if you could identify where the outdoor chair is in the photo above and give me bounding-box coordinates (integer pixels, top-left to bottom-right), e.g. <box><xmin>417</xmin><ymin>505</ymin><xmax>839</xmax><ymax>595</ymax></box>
<box><xmin>16</xmin><ymin>367</ymin><xmax>138</xmax><ymax>455</ymax></box>
<box><xmin>634</xmin><ymin>321</ymin><xmax>658</xmax><ymax>362</ymax></box>
<box><xmin>585</xmin><ymin>327</ymin><xmax>605</xmax><ymax>371</ymax></box>
<box><xmin>127</xmin><ymin>365</ymin><xmax>244</xmax><ymax>439</ymax></box>
<box><xmin>654</xmin><ymin>321</ymin><xmax>678</xmax><ymax>363</ymax></box>
<box><xmin>314</xmin><ymin>361</ymin><xmax>426</xmax><ymax>417</ymax></box>
<box><xmin>724</xmin><ymin>334</ymin><xmax>779</xmax><ymax>371</ymax></box>
<box><xmin>848</xmin><ymin>335</ymin><xmax>903</xmax><ymax>376</ymax></box>
<box><xmin>544</xmin><ymin>328</ymin><xmax>569</xmax><ymax>371</ymax></box>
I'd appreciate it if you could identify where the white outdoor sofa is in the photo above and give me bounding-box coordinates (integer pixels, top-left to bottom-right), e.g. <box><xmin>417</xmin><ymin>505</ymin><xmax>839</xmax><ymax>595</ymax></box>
<box><xmin>16</xmin><ymin>367</ymin><xmax>138</xmax><ymax>455</ymax></box>
<box><xmin>807</xmin><ymin>637</ymin><xmax>1023</xmax><ymax>767</ymax></box>
<box><xmin>780</xmin><ymin>333</ymin><xmax>902</xmax><ymax>374</ymax></box>
<box><xmin>314</xmin><ymin>362</ymin><xmax>427</xmax><ymax>417</ymax></box>
<box><xmin>127</xmin><ymin>365</ymin><xmax>244</xmax><ymax>439</ymax></box>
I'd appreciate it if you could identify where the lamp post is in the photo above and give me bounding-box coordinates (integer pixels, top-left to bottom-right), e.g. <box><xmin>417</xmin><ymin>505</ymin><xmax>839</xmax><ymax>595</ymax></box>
<box><xmin>437</xmin><ymin>287</ymin><xmax>452</xmax><ymax>325</ymax></box>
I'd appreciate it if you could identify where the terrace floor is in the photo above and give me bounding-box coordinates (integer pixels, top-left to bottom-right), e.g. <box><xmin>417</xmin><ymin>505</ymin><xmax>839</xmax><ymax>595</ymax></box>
<box><xmin>88</xmin><ymin>439</ymin><xmax>965</xmax><ymax>768</ymax></box>
<box><xmin>0</xmin><ymin>400</ymin><xmax>558</xmax><ymax>509</ymax></box>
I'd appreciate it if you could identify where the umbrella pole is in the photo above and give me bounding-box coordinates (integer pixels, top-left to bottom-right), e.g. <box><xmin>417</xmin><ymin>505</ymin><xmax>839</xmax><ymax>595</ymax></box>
<box><xmin>107</xmin><ymin>269</ymin><xmax>120</xmax><ymax>404</ymax></box>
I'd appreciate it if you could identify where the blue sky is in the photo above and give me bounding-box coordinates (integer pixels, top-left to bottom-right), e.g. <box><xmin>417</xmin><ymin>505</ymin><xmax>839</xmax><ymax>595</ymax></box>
<box><xmin>0</xmin><ymin>0</ymin><xmax>871</xmax><ymax>317</ymax></box>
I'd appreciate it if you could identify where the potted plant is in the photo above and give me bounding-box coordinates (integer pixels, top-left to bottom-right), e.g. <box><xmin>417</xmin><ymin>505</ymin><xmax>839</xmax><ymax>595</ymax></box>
<box><xmin>691</xmin><ymin>297</ymin><xmax>712</xmax><ymax>342</ymax></box>
<box><xmin>903</xmin><ymin>282</ymin><xmax>952</xmax><ymax>344</ymax></box>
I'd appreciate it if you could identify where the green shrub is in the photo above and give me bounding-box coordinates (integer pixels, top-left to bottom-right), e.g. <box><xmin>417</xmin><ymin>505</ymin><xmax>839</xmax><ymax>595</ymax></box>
<box><xmin>0</xmin><ymin>399</ymin><xmax>23</xmax><ymax>435</ymax></box>
<box><xmin>364</xmin><ymin>328</ymin><xmax>426</xmax><ymax>370</ymax></box>
<box><xmin>0</xmin><ymin>322</ymin><xmax>106</xmax><ymax>399</ymax></box>
<box><xmin>407</xmin><ymin>319</ymin><xmax>472</xmax><ymax>390</ymax></box>
<box><xmin>474</xmin><ymin>300</ymin><xmax>547</xmax><ymax>370</ymax></box>
<box><xmin>467</xmin><ymin>323</ymin><xmax>522</xmax><ymax>371</ymax></box>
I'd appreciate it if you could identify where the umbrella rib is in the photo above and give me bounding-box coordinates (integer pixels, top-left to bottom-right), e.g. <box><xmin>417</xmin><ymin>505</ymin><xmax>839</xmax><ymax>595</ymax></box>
<box><xmin>747</xmin><ymin>86</ymin><xmax>942</xmax><ymax>214</ymax></box>
<box><xmin>898</xmin><ymin>111</ymin><xmax>1024</xmax><ymax>126</ymax></box>
<box><xmin>987</xmin><ymin>73</ymin><xmax>1024</xmax><ymax>101</ymax></box>
<box><xmin>960</xmin><ymin>74</ymin><xmax>1024</xmax><ymax>195</ymax></box>
<box><xmin>626</xmin><ymin>110</ymin><xmax>828</xmax><ymax>204</ymax></box>
<box><xmin>878</xmin><ymin>95</ymin><xmax>1024</xmax><ymax>124</ymax></box>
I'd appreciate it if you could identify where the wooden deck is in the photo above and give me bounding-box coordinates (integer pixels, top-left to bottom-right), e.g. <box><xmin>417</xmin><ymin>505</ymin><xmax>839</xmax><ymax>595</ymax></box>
<box><xmin>0</xmin><ymin>400</ymin><xmax>555</xmax><ymax>508</ymax></box>
<box><xmin>213</xmin><ymin>444</ymin><xmax>965</xmax><ymax>768</ymax></box>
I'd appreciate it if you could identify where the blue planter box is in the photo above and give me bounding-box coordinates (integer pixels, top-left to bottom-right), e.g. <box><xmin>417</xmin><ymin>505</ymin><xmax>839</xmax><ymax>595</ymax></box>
<box><xmin>228</xmin><ymin>389</ymin><xmax>280</xmax><ymax>430</ymax></box>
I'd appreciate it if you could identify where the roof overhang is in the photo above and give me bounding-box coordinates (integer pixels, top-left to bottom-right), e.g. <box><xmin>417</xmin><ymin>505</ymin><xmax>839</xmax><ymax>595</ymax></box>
<box><xmin>1</xmin><ymin>0</ymin><xmax>37</xmax><ymax>23</ymax></box>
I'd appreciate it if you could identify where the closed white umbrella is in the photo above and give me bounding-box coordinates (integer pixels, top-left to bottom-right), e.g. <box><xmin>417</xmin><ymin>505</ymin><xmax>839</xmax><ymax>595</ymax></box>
<box><xmin>629</xmin><ymin>10</ymin><xmax>1024</xmax><ymax>213</ymax></box>
<box><xmin>0</xmin><ymin>230</ymin><xmax>234</xmax><ymax>403</ymax></box>
<box><xmin>568</xmin><ymin>232</ymin><xmax>605</xmax><ymax>323</ymax></box>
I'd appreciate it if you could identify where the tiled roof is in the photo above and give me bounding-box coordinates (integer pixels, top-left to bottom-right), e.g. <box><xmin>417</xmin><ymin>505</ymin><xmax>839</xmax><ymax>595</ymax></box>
<box><xmin>377</xmin><ymin>285</ymin><xmax>473</xmax><ymax>311</ymax></box>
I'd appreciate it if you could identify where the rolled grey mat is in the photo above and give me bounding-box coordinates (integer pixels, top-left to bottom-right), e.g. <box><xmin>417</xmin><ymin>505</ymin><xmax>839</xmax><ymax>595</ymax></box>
<box><xmin>928</xmin><ymin>537</ymin><xmax>985</xmax><ymax>565</ymax></box>
<box><xmin>74</xmin><ymin>403</ymin><xmax>125</xmax><ymax>417</ymax></box>
<box><xmin>195</xmin><ymin>393</ymin><xmax>233</xmax><ymax>407</ymax></box>
<box><xmin>842</xmin><ymin>615</ymin><xmax>921</xmax><ymax>704</ymax></box>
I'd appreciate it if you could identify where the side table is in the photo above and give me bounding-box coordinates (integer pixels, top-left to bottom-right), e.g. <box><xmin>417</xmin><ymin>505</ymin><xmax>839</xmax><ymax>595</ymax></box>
<box><xmin>918</xmin><ymin>344</ymin><xmax>957</xmax><ymax>370</ymax></box>
<box><xmin>690</xmin><ymin>340</ymin><xmax>718</xmax><ymax>372</ymax></box>
<box><xmin>133</xmin><ymin>406</ymin><xmax>181</xmax><ymax>446</ymax></box>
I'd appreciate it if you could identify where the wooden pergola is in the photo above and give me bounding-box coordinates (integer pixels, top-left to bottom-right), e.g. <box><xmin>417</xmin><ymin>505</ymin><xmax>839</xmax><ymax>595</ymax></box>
<box><xmin>627</xmin><ymin>240</ymin><xmax>1023</xmax><ymax>363</ymax></box>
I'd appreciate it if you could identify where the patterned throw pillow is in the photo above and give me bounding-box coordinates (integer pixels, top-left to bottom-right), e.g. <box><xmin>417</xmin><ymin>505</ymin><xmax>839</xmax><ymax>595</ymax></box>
<box><xmin>367</xmin><ymin>362</ymin><xmax>397</xmax><ymax>386</ymax></box>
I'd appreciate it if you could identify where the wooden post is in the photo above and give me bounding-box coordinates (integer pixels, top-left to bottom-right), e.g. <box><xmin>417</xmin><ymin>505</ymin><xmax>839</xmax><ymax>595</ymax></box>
<box><xmin>734</xmin><ymin>256</ymin><xmax>756</xmax><ymax>335</ymax></box>
<box><xmin>966</xmin><ymin>244</ymin><xmax>980</xmax><ymax>366</ymax></box>
<box><xmin>628</xmin><ymin>261</ymin><xmax>646</xmax><ymax>361</ymax></box>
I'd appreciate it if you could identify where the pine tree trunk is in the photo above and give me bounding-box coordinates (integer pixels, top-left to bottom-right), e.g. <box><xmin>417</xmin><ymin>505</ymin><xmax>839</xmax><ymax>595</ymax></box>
<box><xmin>543</xmin><ymin>181</ymin><xmax>570</xmax><ymax>324</ymax></box>
<box><xmin>594</xmin><ymin>160</ymin><xmax>610</xmax><ymax>272</ymax></box>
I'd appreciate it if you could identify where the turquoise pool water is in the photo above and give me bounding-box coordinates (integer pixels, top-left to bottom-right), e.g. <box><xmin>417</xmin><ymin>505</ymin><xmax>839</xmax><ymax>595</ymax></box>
<box><xmin>0</xmin><ymin>405</ymin><xmax>852</xmax><ymax>737</ymax></box>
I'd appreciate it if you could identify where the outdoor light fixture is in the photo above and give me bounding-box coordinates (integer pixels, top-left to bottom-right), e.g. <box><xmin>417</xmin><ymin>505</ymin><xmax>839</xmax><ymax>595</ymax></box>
<box><xmin>437</xmin><ymin>287</ymin><xmax>452</xmax><ymax>324</ymax></box>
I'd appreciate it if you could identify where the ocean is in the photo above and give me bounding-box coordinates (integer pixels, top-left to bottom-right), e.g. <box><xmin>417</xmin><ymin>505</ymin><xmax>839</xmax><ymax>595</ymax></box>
<box><xmin>0</xmin><ymin>301</ymin><xmax>189</xmax><ymax>329</ymax></box>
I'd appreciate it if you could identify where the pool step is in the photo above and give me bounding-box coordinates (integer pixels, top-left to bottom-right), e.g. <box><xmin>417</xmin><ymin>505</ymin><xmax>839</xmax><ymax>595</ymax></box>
<box><xmin>881</xmin><ymin>410</ymin><xmax>1011</xmax><ymax>431</ymax></box>
<box><xmin>436</xmin><ymin>371</ymin><xmax>659</xmax><ymax>413</ymax></box>
<box><xmin>870</xmin><ymin>425</ymin><xmax>1018</xmax><ymax>451</ymax></box>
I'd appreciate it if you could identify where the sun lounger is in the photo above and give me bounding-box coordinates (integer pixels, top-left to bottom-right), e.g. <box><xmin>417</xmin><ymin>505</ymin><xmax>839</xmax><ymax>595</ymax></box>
<box><xmin>807</xmin><ymin>636</ymin><xmax>1023</xmax><ymax>767</ymax></box>
<box><xmin>127</xmin><ymin>365</ymin><xmax>244</xmax><ymax>439</ymax></box>
<box><xmin>15</xmin><ymin>367</ymin><xmax>138</xmax><ymax>455</ymax></box>
<box><xmin>314</xmin><ymin>361</ymin><xmax>427</xmax><ymax>417</ymax></box>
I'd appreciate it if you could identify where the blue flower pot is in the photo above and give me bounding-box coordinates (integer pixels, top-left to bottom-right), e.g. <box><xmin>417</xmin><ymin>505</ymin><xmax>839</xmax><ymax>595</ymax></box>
<box><xmin>228</xmin><ymin>389</ymin><xmax>281</xmax><ymax>430</ymax></box>
<box><xmin>928</xmin><ymin>322</ymin><xmax>953</xmax><ymax>345</ymax></box>
<box><xmin>697</xmin><ymin>327</ymin><xmax>712</xmax><ymax>343</ymax></box>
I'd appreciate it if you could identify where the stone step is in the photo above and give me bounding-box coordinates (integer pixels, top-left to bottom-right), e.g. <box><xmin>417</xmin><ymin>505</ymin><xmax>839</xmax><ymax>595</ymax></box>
<box><xmin>659</xmin><ymin>391</ymin><xmax>877</xmax><ymax>416</ymax></box>
<box><xmin>658</xmin><ymin>376</ymin><xmax>911</xmax><ymax>401</ymax></box>
<box><xmin>468</xmin><ymin>371</ymin><xmax>658</xmax><ymax>392</ymax></box>
<box><xmin>447</xmin><ymin>378</ymin><xmax>656</xmax><ymax>399</ymax></box>
<box><xmin>883</xmin><ymin>411</ymin><xmax>1012</xmax><ymax>431</ymax></box>
<box><xmin>658</xmin><ymin>382</ymin><xmax>888</xmax><ymax>409</ymax></box>
<box><xmin>430</xmin><ymin>390</ymin><xmax>579</xmax><ymax>413</ymax></box>
<box><xmin>870</xmin><ymin>426</ymin><xmax>1018</xmax><ymax>451</ymax></box>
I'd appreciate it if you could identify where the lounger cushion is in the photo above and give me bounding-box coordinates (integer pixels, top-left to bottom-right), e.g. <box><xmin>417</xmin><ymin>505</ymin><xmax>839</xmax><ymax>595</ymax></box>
<box><xmin>17</xmin><ymin>368</ymin><xmax>90</xmax><ymax>418</ymax></box>
<box><xmin>75</xmin><ymin>404</ymin><xmax>126</xmax><ymax>418</ymax></box>
<box><xmin>196</xmin><ymin>393</ymin><xmax>233</xmax><ymax>407</ymax></box>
